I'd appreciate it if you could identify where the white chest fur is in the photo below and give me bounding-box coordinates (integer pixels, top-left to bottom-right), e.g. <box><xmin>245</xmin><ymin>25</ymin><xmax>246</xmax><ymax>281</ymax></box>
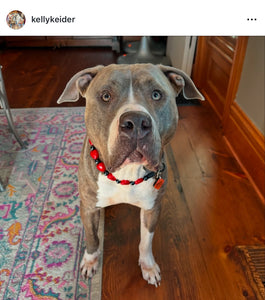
<box><xmin>96</xmin><ymin>164</ymin><xmax>158</xmax><ymax>210</ymax></box>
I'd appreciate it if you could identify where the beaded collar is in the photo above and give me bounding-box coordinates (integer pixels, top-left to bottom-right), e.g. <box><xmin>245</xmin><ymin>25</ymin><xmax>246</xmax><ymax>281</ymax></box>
<box><xmin>88</xmin><ymin>139</ymin><xmax>165</xmax><ymax>190</ymax></box>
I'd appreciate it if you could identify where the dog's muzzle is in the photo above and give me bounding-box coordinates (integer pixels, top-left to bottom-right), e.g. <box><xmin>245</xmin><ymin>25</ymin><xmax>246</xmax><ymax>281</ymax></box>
<box><xmin>106</xmin><ymin>110</ymin><xmax>160</xmax><ymax>172</ymax></box>
<box><xmin>119</xmin><ymin>111</ymin><xmax>152</xmax><ymax>140</ymax></box>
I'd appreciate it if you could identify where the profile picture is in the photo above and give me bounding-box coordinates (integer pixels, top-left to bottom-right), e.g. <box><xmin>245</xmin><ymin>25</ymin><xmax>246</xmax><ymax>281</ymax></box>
<box><xmin>6</xmin><ymin>10</ymin><xmax>26</xmax><ymax>30</ymax></box>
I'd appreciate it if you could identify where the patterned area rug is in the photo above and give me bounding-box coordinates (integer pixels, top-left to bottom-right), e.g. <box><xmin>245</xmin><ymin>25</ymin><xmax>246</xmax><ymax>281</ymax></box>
<box><xmin>0</xmin><ymin>107</ymin><xmax>104</xmax><ymax>300</ymax></box>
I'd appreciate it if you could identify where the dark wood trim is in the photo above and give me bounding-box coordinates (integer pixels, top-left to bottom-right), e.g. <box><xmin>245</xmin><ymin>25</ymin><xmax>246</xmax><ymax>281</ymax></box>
<box><xmin>221</xmin><ymin>36</ymin><xmax>264</xmax><ymax>201</ymax></box>
<box><xmin>222</xmin><ymin>37</ymin><xmax>249</xmax><ymax>129</ymax></box>
<box><xmin>193</xmin><ymin>36</ymin><xmax>264</xmax><ymax>201</ymax></box>
<box><xmin>192</xmin><ymin>36</ymin><xmax>205</xmax><ymax>88</ymax></box>
<box><xmin>224</xmin><ymin>102</ymin><xmax>265</xmax><ymax>201</ymax></box>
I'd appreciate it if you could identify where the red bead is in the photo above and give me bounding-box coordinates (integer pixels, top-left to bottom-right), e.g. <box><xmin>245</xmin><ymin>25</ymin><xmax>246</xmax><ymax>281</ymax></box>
<box><xmin>120</xmin><ymin>180</ymin><xmax>130</xmax><ymax>185</ymax></box>
<box><xmin>135</xmin><ymin>178</ymin><xmax>144</xmax><ymax>185</ymax></box>
<box><xmin>90</xmin><ymin>149</ymin><xmax>99</xmax><ymax>160</ymax></box>
<box><xmin>96</xmin><ymin>162</ymin><xmax>106</xmax><ymax>172</ymax></box>
<box><xmin>107</xmin><ymin>173</ymin><xmax>116</xmax><ymax>181</ymax></box>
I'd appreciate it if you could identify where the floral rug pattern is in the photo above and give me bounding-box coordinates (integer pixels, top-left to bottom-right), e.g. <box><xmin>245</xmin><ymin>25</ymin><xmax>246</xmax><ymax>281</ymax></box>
<box><xmin>0</xmin><ymin>107</ymin><xmax>103</xmax><ymax>300</ymax></box>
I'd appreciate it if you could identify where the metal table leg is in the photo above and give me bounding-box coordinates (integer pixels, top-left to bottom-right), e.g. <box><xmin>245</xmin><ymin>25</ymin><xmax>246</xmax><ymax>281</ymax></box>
<box><xmin>0</xmin><ymin>178</ymin><xmax>4</xmax><ymax>192</ymax></box>
<box><xmin>0</xmin><ymin>65</ymin><xmax>27</xmax><ymax>149</ymax></box>
<box><xmin>0</xmin><ymin>65</ymin><xmax>27</xmax><ymax>191</ymax></box>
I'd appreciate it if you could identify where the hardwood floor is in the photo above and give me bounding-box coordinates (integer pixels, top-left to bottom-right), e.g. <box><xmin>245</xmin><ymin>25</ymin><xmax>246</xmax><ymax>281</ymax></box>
<box><xmin>0</xmin><ymin>47</ymin><xmax>118</xmax><ymax>108</ymax></box>
<box><xmin>1</xmin><ymin>47</ymin><xmax>264</xmax><ymax>299</ymax></box>
<box><xmin>102</xmin><ymin>104</ymin><xmax>264</xmax><ymax>300</ymax></box>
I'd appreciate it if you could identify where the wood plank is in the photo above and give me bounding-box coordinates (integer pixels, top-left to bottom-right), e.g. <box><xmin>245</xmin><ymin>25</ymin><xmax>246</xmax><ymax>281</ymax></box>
<box><xmin>176</xmin><ymin>103</ymin><xmax>244</xmax><ymax>179</ymax></box>
<box><xmin>180</xmin><ymin>176</ymin><xmax>264</xmax><ymax>300</ymax></box>
<box><xmin>172</xmin><ymin>104</ymin><xmax>265</xmax><ymax>299</ymax></box>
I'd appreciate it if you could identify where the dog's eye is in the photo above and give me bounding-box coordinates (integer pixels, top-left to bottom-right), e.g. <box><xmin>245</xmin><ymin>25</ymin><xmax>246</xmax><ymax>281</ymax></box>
<box><xmin>101</xmin><ymin>91</ymin><xmax>111</xmax><ymax>102</ymax></box>
<box><xmin>151</xmin><ymin>90</ymin><xmax>162</xmax><ymax>101</ymax></box>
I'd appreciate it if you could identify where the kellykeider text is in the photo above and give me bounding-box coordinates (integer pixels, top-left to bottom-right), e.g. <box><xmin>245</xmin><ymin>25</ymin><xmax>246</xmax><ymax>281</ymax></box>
<box><xmin>31</xmin><ymin>16</ymin><xmax>76</xmax><ymax>24</ymax></box>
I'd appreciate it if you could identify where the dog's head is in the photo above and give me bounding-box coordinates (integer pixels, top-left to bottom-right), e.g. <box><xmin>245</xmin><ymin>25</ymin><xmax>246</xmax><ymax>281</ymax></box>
<box><xmin>58</xmin><ymin>64</ymin><xmax>204</xmax><ymax>173</ymax></box>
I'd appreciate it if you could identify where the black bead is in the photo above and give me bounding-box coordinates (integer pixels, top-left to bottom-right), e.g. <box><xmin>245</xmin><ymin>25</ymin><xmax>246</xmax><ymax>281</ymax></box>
<box><xmin>116</xmin><ymin>179</ymin><xmax>121</xmax><ymax>184</ymax></box>
<box><xmin>148</xmin><ymin>172</ymin><xmax>155</xmax><ymax>179</ymax></box>
<box><xmin>90</xmin><ymin>145</ymin><xmax>95</xmax><ymax>150</ymax></box>
<box><xmin>95</xmin><ymin>159</ymin><xmax>100</xmax><ymax>164</ymax></box>
<box><xmin>130</xmin><ymin>181</ymin><xmax>135</xmax><ymax>185</ymax></box>
<box><xmin>104</xmin><ymin>171</ymin><xmax>109</xmax><ymax>176</ymax></box>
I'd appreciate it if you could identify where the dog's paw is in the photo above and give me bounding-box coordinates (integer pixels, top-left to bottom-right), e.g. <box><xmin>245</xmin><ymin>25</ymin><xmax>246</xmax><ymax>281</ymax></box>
<box><xmin>139</xmin><ymin>260</ymin><xmax>161</xmax><ymax>287</ymax></box>
<box><xmin>80</xmin><ymin>249</ymin><xmax>100</xmax><ymax>279</ymax></box>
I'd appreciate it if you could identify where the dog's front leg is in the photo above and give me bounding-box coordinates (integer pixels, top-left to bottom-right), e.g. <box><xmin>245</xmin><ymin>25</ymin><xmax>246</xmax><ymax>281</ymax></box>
<box><xmin>80</xmin><ymin>204</ymin><xmax>101</xmax><ymax>279</ymax></box>
<box><xmin>139</xmin><ymin>204</ymin><xmax>161</xmax><ymax>287</ymax></box>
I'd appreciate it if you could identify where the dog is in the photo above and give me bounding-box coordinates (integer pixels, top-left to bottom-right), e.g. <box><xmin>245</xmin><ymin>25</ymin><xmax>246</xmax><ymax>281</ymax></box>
<box><xmin>57</xmin><ymin>64</ymin><xmax>204</xmax><ymax>287</ymax></box>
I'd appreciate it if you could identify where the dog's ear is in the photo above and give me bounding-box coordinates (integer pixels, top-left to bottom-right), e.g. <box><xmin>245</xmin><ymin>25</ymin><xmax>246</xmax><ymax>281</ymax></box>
<box><xmin>57</xmin><ymin>65</ymin><xmax>104</xmax><ymax>104</ymax></box>
<box><xmin>158</xmin><ymin>65</ymin><xmax>205</xmax><ymax>100</ymax></box>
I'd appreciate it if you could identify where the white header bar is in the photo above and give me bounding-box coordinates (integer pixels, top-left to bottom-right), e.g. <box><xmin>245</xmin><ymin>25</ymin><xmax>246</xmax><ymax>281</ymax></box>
<box><xmin>0</xmin><ymin>0</ymin><xmax>264</xmax><ymax>36</ymax></box>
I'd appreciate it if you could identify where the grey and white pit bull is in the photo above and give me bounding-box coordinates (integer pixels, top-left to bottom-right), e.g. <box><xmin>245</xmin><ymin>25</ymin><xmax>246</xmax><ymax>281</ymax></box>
<box><xmin>57</xmin><ymin>64</ymin><xmax>204</xmax><ymax>287</ymax></box>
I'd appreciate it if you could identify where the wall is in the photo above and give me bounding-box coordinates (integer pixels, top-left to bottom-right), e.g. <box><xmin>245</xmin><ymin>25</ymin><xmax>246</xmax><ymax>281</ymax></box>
<box><xmin>235</xmin><ymin>36</ymin><xmax>265</xmax><ymax>134</ymax></box>
<box><xmin>166</xmin><ymin>36</ymin><xmax>187</xmax><ymax>68</ymax></box>
<box><xmin>166</xmin><ymin>36</ymin><xmax>196</xmax><ymax>76</ymax></box>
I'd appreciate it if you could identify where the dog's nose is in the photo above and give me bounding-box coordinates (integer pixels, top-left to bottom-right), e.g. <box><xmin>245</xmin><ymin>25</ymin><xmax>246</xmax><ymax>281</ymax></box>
<box><xmin>119</xmin><ymin>111</ymin><xmax>152</xmax><ymax>139</ymax></box>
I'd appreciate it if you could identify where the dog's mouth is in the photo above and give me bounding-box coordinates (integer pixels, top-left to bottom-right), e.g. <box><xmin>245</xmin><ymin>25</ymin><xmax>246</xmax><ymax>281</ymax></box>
<box><xmin>120</xmin><ymin>149</ymin><xmax>148</xmax><ymax>167</ymax></box>
<box><xmin>107</xmin><ymin>143</ymin><xmax>160</xmax><ymax>173</ymax></box>
<box><xmin>126</xmin><ymin>149</ymin><xmax>144</xmax><ymax>162</ymax></box>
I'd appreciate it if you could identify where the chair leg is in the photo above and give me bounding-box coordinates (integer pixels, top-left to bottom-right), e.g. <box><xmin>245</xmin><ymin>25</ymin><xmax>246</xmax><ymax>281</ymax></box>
<box><xmin>0</xmin><ymin>66</ymin><xmax>27</xmax><ymax>149</ymax></box>
<box><xmin>0</xmin><ymin>178</ymin><xmax>5</xmax><ymax>192</ymax></box>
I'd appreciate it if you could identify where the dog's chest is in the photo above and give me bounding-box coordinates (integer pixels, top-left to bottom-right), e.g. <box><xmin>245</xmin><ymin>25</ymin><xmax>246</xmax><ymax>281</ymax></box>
<box><xmin>96</xmin><ymin>164</ymin><xmax>158</xmax><ymax>210</ymax></box>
